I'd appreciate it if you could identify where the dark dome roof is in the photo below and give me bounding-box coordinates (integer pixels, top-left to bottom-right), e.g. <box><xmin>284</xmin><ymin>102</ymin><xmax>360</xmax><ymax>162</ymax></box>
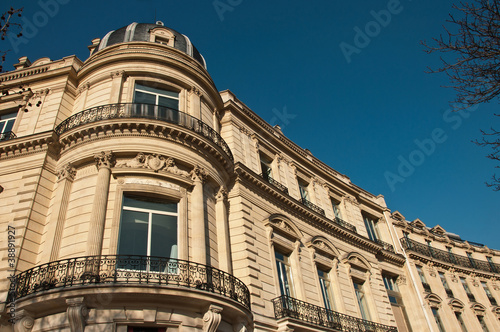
<box><xmin>93</xmin><ymin>22</ymin><xmax>206</xmax><ymax>68</ymax></box>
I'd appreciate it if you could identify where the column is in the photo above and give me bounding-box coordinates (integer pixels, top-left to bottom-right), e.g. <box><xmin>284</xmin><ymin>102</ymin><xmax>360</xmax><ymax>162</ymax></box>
<box><xmin>86</xmin><ymin>151</ymin><xmax>115</xmax><ymax>257</ymax></box>
<box><xmin>190</xmin><ymin>166</ymin><xmax>207</xmax><ymax>265</ymax></box>
<box><xmin>44</xmin><ymin>163</ymin><xmax>76</xmax><ymax>263</ymax></box>
<box><xmin>215</xmin><ymin>187</ymin><xmax>232</xmax><ymax>273</ymax></box>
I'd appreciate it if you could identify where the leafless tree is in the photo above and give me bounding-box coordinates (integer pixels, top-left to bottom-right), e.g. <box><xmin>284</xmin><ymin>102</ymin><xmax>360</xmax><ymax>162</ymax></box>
<box><xmin>0</xmin><ymin>7</ymin><xmax>23</xmax><ymax>73</ymax></box>
<box><xmin>423</xmin><ymin>0</ymin><xmax>500</xmax><ymax>191</ymax></box>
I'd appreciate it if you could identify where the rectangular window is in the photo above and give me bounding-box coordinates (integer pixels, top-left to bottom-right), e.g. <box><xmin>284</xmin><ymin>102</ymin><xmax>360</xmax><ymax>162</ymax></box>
<box><xmin>134</xmin><ymin>84</ymin><xmax>179</xmax><ymax>109</ymax></box>
<box><xmin>0</xmin><ymin>111</ymin><xmax>17</xmax><ymax>137</ymax></box>
<box><xmin>440</xmin><ymin>272</ymin><xmax>453</xmax><ymax>298</ymax></box>
<box><xmin>363</xmin><ymin>216</ymin><xmax>379</xmax><ymax>242</ymax></box>
<box><xmin>260</xmin><ymin>153</ymin><xmax>273</xmax><ymax>181</ymax></box>
<box><xmin>482</xmin><ymin>281</ymin><xmax>497</xmax><ymax>306</ymax></box>
<box><xmin>353</xmin><ymin>280</ymin><xmax>370</xmax><ymax>320</ymax></box>
<box><xmin>318</xmin><ymin>269</ymin><xmax>334</xmax><ymax>310</ymax></box>
<box><xmin>477</xmin><ymin>315</ymin><xmax>490</xmax><ymax>332</ymax></box>
<box><xmin>298</xmin><ymin>180</ymin><xmax>309</xmax><ymax>201</ymax></box>
<box><xmin>455</xmin><ymin>312</ymin><xmax>468</xmax><ymax>332</ymax></box>
<box><xmin>331</xmin><ymin>200</ymin><xmax>342</xmax><ymax>219</ymax></box>
<box><xmin>383</xmin><ymin>275</ymin><xmax>399</xmax><ymax>304</ymax></box>
<box><xmin>118</xmin><ymin>194</ymin><xmax>178</xmax><ymax>271</ymax></box>
<box><xmin>416</xmin><ymin>266</ymin><xmax>431</xmax><ymax>293</ymax></box>
<box><xmin>432</xmin><ymin>307</ymin><xmax>446</xmax><ymax>332</ymax></box>
<box><xmin>460</xmin><ymin>277</ymin><xmax>475</xmax><ymax>302</ymax></box>
<box><xmin>275</xmin><ymin>251</ymin><xmax>294</xmax><ymax>297</ymax></box>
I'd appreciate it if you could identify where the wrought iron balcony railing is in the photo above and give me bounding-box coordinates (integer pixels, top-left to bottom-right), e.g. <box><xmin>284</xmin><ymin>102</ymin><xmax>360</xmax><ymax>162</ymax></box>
<box><xmin>260</xmin><ymin>173</ymin><xmax>289</xmax><ymax>194</ymax></box>
<box><xmin>374</xmin><ymin>239</ymin><xmax>395</xmax><ymax>253</ymax></box>
<box><xmin>0</xmin><ymin>131</ymin><xmax>16</xmax><ymax>141</ymax></box>
<box><xmin>9</xmin><ymin>255</ymin><xmax>250</xmax><ymax>309</ymax></box>
<box><xmin>273</xmin><ymin>295</ymin><xmax>397</xmax><ymax>332</ymax></box>
<box><xmin>54</xmin><ymin>103</ymin><xmax>233</xmax><ymax>162</ymax></box>
<box><xmin>400</xmin><ymin>237</ymin><xmax>500</xmax><ymax>274</ymax></box>
<box><xmin>300</xmin><ymin>197</ymin><xmax>325</xmax><ymax>216</ymax></box>
<box><xmin>333</xmin><ymin>217</ymin><xmax>357</xmax><ymax>233</ymax></box>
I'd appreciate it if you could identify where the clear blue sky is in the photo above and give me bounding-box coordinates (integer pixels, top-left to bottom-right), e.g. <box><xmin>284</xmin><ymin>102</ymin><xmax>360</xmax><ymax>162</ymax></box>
<box><xmin>4</xmin><ymin>0</ymin><xmax>498</xmax><ymax>248</ymax></box>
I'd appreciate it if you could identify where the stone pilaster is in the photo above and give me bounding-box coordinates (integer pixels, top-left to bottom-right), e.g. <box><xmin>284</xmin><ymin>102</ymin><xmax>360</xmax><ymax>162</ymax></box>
<box><xmin>215</xmin><ymin>187</ymin><xmax>232</xmax><ymax>273</ymax></box>
<box><xmin>191</xmin><ymin>166</ymin><xmax>207</xmax><ymax>264</ymax></box>
<box><xmin>202</xmin><ymin>304</ymin><xmax>223</xmax><ymax>332</ymax></box>
<box><xmin>87</xmin><ymin>151</ymin><xmax>115</xmax><ymax>257</ymax></box>
<box><xmin>66</xmin><ymin>297</ymin><xmax>88</xmax><ymax>332</ymax></box>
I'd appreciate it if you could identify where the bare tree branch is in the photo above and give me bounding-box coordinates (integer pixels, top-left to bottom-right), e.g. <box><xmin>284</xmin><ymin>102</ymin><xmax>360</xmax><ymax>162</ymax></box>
<box><xmin>0</xmin><ymin>7</ymin><xmax>23</xmax><ymax>72</ymax></box>
<box><xmin>423</xmin><ymin>0</ymin><xmax>500</xmax><ymax>190</ymax></box>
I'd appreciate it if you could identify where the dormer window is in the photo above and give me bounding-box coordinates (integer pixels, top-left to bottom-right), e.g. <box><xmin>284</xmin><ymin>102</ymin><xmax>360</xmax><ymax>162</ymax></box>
<box><xmin>149</xmin><ymin>27</ymin><xmax>175</xmax><ymax>47</ymax></box>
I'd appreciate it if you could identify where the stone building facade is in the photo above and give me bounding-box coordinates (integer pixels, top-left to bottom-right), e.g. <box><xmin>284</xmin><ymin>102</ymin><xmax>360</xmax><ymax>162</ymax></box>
<box><xmin>0</xmin><ymin>22</ymin><xmax>498</xmax><ymax>332</ymax></box>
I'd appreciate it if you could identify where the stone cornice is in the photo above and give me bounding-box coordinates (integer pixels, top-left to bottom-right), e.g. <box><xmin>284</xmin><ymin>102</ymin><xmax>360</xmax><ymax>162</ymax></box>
<box><xmin>0</xmin><ymin>131</ymin><xmax>57</xmax><ymax>159</ymax></box>
<box><xmin>57</xmin><ymin>118</ymin><xmax>233</xmax><ymax>172</ymax></box>
<box><xmin>233</xmin><ymin>162</ymin><xmax>397</xmax><ymax>257</ymax></box>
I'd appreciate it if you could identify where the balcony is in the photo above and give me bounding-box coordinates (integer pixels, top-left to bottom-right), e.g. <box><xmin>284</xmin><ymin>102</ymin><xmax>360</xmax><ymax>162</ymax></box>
<box><xmin>54</xmin><ymin>103</ymin><xmax>233</xmax><ymax>162</ymax></box>
<box><xmin>9</xmin><ymin>255</ymin><xmax>250</xmax><ymax>310</ymax></box>
<box><xmin>0</xmin><ymin>131</ymin><xmax>16</xmax><ymax>141</ymax></box>
<box><xmin>260</xmin><ymin>173</ymin><xmax>289</xmax><ymax>194</ymax></box>
<box><xmin>400</xmin><ymin>237</ymin><xmax>500</xmax><ymax>274</ymax></box>
<box><xmin>273</xmin><ymin>295</ymin><xmax>397</xmax><ymax>332</ymax></box>
<box><xmin>300</xmin><ymin>197</ymin><xmax>326</xmax><ymax>216</ymax></box>
<box><xmin>333</xmin><ymin>217</ymin><xmax>357</xmax><ymax>233</ymax></box>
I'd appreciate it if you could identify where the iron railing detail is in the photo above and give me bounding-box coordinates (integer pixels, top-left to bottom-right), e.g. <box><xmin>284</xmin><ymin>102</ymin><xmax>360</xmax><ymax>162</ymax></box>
<box><xmin>300</xmin><ymin>197</ymin><xmax>325</xmax><ymax>216</ymax></box>
<box><xmin>0</xmin><ymin>131</ymin><xmax>16</xmax><ymax>141</ymax></box>
<box><xmin>375</xmin><ymin>239</ymin><xmax>395</xmax><ymax>253</ymax></box>
<box><xmin>10</xmin><ymin>255</ymin><xmax>250</xmax><ymax>309</ymax></box>
<box><xmin>333</xmin><ymin>217</ymin><xmax>357</xmax><ymax>232</ymax></box>
<box><xmin>401</xmin><ymin>237</ymin><xmax>500</xmax><ymax>274</ymax></box>
<box><xmin>260</xmin><ymin>173</ymin><xmax>289</xmax><ymax>194</ymax></box>
<box><xmin>273</xmin><ymin>295</ymin><xmax>397</xmax><ymax>332</ymax></box>
<box><xmin>54</xmin><ymin>103</ymin><xmax>233</xmax><ymax>162</ymax></box>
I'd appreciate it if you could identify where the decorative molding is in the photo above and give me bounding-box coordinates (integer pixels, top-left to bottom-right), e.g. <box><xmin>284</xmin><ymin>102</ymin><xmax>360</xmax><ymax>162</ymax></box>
<box><xmin>77</xmin><ymin>82</ymin><xmax>90</xmax><ymax>94</ymax></box>
<box><xmin>13</xmin><ymin>310</ymin><xmax>34</xmax><ymax>332</ymax></box>
<box><xmin>115</xmin><ymin>153</ymin><xmax>190</xmax><ymax>177</ymax></box>
<box><xmin>216</xmin><ymin>186</ymin><xmax>228</xmax><ymax>201</ymax></box>
<box><xmin>110</xmin><ymin>70</ymin><xmax>126</xmax><ymax>80</ymax></box>
<box><xmin>202</xmin><ymin>304</ymin><xmax>223</xmax><ymax>332</ymax></box>
<box><xmin>397</xmin><ymin>275</ymin><xmax>407</xmax><ymax>286</ymax></box>
<box><xmin>66</xmin><ymin>297</ymin><xmax>88</xmax><ymax>332</ymax></box>
<box><xmin>57</xmin><ymin>163</ymin><xmax>77</xmax><ymax>181</ymax></box>
<box><xmin>94</xmin><ymin>151</ymin><xmax>115</xmax><ymax>170</ymax></box>
<box><xmin>343</xmin><ymin>194</ymin><xmax>359</xmax><ymax>206</ymax></box>
<box><xmin>190</xmin><ymin>86</ymin><xmax>202</xmax><ymax>96</ymax></box>
<box><xmin>190</xmin><ymin>165</ymin><xmax>208</xmax><ymax>182</ymax></box>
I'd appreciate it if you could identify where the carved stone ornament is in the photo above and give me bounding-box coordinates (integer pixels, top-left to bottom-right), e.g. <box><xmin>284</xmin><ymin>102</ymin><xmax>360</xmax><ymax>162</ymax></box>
<box><xmin>202</xmin><ymin>304</ymin><xmax>223</xmax><ymax>332</ymax></box>
<box><xmin>94</xmin><ymin>151</ymin><xmax>115</xmax><ymax>170</ymax></box>
<box><xmin>115</xmin><ymin>153</ymin><xmax>190</xmax><ymax>176</ymax></box>
<box><xmin>216</xmin><ymin>186</ymin><xmax>228</xmax><ymax>201</ymax></box>
<box><xmin>14</xmin><ymin>310</ymin><xmax>34</xmax><ymax>332</ymax></box>
<box><xmin>397</xmin><ymin>275</ymin><xmax>407</xmax><ymax>286</ymax></box>
<box><xmin>57</xmin><ymin>163</ymin><xmax>77</xmax><ymax>181</ymax></box>
<box><xmin>191</xmin><ymin>165</ymin><xmax>208</xmax><ymax>182</ymax></box>
<box><xmin>191</xmin><ymin>86</ymin><xmax>202</xmax><ymax>96</ymax></box>
<box><xmin>66</xmin><ymin>297</ymin><xmax>88</xmax><ymax>332</ymax></box>
<box><xmin>343</xmin><ymin>194</ymin><xmax>359</xmax><ymax>206</ymax></box>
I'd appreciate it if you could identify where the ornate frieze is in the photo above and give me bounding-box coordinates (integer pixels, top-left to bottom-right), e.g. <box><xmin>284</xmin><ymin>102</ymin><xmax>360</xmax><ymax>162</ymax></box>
<box><xmin>116</xmin><ymin>153</ymin><xmax>190</xmax><ymax>176</ymax></box>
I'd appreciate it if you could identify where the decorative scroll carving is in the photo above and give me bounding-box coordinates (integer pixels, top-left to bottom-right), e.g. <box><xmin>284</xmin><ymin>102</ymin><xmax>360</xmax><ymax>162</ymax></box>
<box><xmin>14</xmin><ymin>310</ymin><xmax>34</xmax><ymax>332</ymax></box>
<box><xmin>66</xmin><ymin>297</ymin><xmax>88</xmax><ymax>332</ymax></box>
<box><xmin>191</xmin><ymin>165</ymin><xmax>208</xmax><ymax>182</ymax></box>
<box><xmin>77</xmin><ymin>82</ymin><xmax>90</xmax><ymax>95</ymax></box>
<box><xmin>191</xmin><ymin>86</ymin><xmax>202</xmax><ymax>96</ymax></box>
<box><xmin>396</xmin><ymin>275</ymin><xmax>407</xmax><ymax>286</ymax></box>
<box><xmin>57</xmin><ymin>163</ymin><xmax>77</xmax><ymax>181</ymax></box>
<box><xmin>115</xmin><ymin>153</ymin><xmax>190</xmax><ymax>176</ymax></box>
<box><xmin>94</xmin><ymin>151</ymin><xmax>115</xmax><ymax>170</ymax></box>
<box><xmin>202</xmin><ymin>304</ymin><xmax>223</xmax><ymax>332</ymax></box>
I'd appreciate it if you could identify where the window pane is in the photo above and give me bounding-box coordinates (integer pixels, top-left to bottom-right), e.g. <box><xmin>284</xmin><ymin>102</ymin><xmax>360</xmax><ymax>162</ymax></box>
<box><xmin>124</xmin><ymin>195</ymin><xmax>177</xmax><ymax>213</ymax></box>
<box><xmin>151</xmin><ymin>214</ymin><xmax>177</xmax><ymax>259</ymax></box>
<box><xmin>3</xmin><ymin>119</ymin><xmax>14</xmax><ymax>132</ymax></box>
<box><xmin>136</xmin><ymin>84</ymin><xmax>178</xmax><ymax>98</ymax></box>
<box><xmin>158</xmin><ymin>96</ymin><xmax>179</xmax><ymax>109</ymax></box>
<box><xmin>134</xmin><ymin>90</ymin><xmax>156</xmax><ymax>105</ymax></box>
<box><xmin>118</xmin><ymin>210</ymin><xmax>148</xmax><ymax>256</ymax></box>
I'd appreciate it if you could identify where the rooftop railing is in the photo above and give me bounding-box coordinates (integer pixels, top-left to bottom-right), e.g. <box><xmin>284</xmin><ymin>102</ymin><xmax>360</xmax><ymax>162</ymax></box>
<box><xmin>9</xmin><ymin>255</ymin><xmax>250</xmax><ymax>309</ymax></box>
<box><xmin>401</xmin><ymin>237</ymin><xmax>500</xmax><ymax>274</ymax></box>
<box><xmin>54</xmin><ymin>103</ymin><xmax>233</xmax><ymax>162</ymax></box>
<box><xmin>273</xmin><ymin>295</ymin><xmax>397</xmax><ymax>332</ymax></box>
